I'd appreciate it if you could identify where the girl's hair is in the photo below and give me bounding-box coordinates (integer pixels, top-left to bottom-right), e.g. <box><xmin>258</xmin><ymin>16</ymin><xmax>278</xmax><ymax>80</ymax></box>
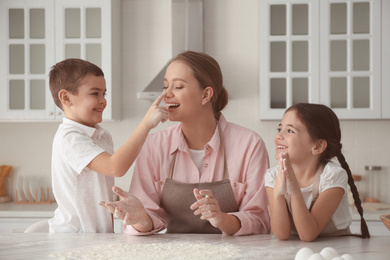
<box><xmin>170</xmin><ymin>51</ymin><xmax>228</xmax><ymax>119</ymax></box>
<box><xmin>49</xmin><ymin>58</ymin><xmax>104</xmax><ymax>110</ymax></box>
<box><xmin>286</xmin><ymin>103</ymin><xmax>370</xmax><ymax>238</ymax></box>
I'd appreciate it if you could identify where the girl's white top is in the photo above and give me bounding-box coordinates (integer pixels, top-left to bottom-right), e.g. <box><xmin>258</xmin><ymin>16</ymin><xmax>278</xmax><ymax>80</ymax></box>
<box><xmin>265</xmin><ymin>160</ymin><xmax>352</xmax><ymax>230</ymax></box>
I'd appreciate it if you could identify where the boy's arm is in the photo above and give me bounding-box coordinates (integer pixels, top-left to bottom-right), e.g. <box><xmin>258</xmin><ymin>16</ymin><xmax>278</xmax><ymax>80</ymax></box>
<box><xmin>88</xmin><ymin>93</ymin><xmax>167</xmax><ymax>177</ymax></box>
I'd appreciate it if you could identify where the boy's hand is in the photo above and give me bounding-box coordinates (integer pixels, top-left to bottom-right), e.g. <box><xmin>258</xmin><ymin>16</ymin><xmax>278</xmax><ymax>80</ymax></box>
<box><xmin>143</xmin><ymin>93</ymin><xmax>168</xmax><ymax>130</ymax></box>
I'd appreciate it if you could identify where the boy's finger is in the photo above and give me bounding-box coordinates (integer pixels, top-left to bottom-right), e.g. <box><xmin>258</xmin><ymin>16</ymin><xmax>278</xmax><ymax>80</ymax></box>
<box><xmin>152</xmin><ymin>92</ymin><xmax>166</xmax><ymax>107</ymax></box>
<box><xmin>112</xmin><ymin>186</ymin><xmax>128</xmax><ymax>200</ymax></box>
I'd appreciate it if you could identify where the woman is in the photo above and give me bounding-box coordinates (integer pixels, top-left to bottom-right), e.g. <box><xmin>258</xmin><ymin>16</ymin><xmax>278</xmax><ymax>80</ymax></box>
<box><xmin>100</xmin><ymin>51</ymin><xmax>270</xmax><ymax>235</ymax></box>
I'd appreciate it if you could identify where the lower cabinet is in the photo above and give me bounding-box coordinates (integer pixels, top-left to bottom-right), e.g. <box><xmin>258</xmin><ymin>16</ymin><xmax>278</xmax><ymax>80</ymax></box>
<box><xmin>0</xmin><ymin>217</ymin><xmax>47</xmax><ymax>233</ymax></box>
<box><xmin>350</xmin><ymin>220</ymin><xmax>389</xmax><ymax>236</ymax></box>
<box><xmin>0</xmin><ymin>217</ymin><xmax>123</xmax><ymax>233</ymax></box>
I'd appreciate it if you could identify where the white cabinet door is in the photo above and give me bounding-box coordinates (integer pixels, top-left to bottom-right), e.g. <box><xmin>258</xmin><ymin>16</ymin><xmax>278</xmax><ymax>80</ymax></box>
<box><xmin>54</xmin><ymin>0</ymin><xmax>121</xmax><ymax>121</ymax></box>
<box><xmin>259</xmin><ymin>0</ymin><xmax>320</xmax><ymax>120</ymax></box>
<box><xmin>0</xmin><ymin>0</ymin><xmax>120</xmax><ymax>121</ymax></box>
<box><xmin>382</xmin><ymin>0</ymin><xmax>390</xmax><ymax>119</ymax></box>
<box><xmin>0</xmin><ymin>0</ymin><xmax>58</xmax><ymax>120</ymax></box>
<box><xmin>320</xmin><ymin>0</ymin><xmax>382</xmax><ymax>119</ymax></box>
<box><xmin>259</xmin><ymin>0</ymin><xmax>386</xmax><ymax>120</ymax></box>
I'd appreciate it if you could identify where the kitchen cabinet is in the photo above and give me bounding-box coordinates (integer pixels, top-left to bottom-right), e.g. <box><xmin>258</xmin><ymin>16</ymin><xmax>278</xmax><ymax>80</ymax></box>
<box><xmin>259</xmin><ymin>0</ymin><xmax>389</xmax><ymax>120</ymax></box>
<box><xmin>0</xmin><ymin>0</ymin><xmax>121</xmax><ymax>121</ymax></box>
<box><xmin>0</xmin><ymin>217</ymin><xmax>49</xmax><ymax>233</ymax></box>
<box><xmin>0</xmin><ymin>202</ymin><xmax>123</xmax><ymax>233</ymax></box>
<box><xmin>350</xmin><ymin>220</ymin><xmax>387</xmax><ymax>236</ymax></box>
<box><xmin>0</xmin><ymin>202</ymin><xmax>56</xmax><ymax>233</ymax></box>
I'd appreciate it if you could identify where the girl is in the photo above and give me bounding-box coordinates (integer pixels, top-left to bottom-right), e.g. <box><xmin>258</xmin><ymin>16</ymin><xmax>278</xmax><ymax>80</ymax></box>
<box><xmin>265</xmin><ymin>103</ymin><xmax>369</xmax><ymax>241</ymax></box>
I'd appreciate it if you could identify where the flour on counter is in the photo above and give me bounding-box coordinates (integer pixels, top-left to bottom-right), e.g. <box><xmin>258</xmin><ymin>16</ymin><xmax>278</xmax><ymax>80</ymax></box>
<box><xmin>50</xmin><ymin>241</ymin><xmax>241</xmax><ymax>260</ymax></box>
<box><xmin>49</xmin><ymin>240</ymin><xmax>296</xmax><ymax>260</ymax></box>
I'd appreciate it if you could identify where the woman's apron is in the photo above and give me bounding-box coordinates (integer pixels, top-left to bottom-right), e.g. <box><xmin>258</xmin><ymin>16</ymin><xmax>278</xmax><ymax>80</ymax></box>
<box><xmin>284</xmin><ymin>168</ymin><xmax>351</xmax><ymax>236</ymax></box>
<box><xmin>160</xmin><ymin>125</ymin><xmax>238</xmax><ymax>233</ymax></box>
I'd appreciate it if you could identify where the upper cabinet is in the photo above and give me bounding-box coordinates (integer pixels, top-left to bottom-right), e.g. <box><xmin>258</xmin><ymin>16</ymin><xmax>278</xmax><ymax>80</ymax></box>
<box><xmin>259</xmin><ymin>0</ymin><xmax>389</xmax><ymax>120</ymax></box>
<box><xmin>0</xmin><ymin>0</ymin><xmax>121</xmax><ymax>121</ymax></box>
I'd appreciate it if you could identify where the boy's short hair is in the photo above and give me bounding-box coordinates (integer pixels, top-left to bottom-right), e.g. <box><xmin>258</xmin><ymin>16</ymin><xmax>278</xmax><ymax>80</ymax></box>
<box><xmin>49</xmin><ymin>58</ymin><xmax>104</xmax><ymax>110</ymax></box>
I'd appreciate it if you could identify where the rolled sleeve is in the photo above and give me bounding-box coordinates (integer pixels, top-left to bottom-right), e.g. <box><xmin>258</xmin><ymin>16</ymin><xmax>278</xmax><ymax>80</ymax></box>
<box><xmin>122</xmin><ymin>210</ymin><xmax>167</xmax><ymax>235</ymax></box>
<box><xmin>123</xmin><ymin>135</ymin><xmax>169</xmax><ymax>235</ymax></box>
<box><xmin>227</xmin><ymin>136</ymin><xmax>271</xmax><ymax>235</ymax></box>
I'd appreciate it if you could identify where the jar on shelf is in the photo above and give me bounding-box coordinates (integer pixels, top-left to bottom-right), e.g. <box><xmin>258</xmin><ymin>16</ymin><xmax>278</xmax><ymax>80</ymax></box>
<box><xmin>365</xmin><ymin>166</ymin><xmax>382</xmax><ymax>203</ymax></box>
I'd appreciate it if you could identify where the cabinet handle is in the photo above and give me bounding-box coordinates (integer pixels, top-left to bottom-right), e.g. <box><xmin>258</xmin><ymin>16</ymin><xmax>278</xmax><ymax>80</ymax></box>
<box><xmin>49</xmin><ymin>112</ymin><xmax>54</xmax><ymax>116</ymax></box>
<box><xmin>57</xmin><ymin>111</ymin><xmax>62</xmax><ymax>116</ymax></box>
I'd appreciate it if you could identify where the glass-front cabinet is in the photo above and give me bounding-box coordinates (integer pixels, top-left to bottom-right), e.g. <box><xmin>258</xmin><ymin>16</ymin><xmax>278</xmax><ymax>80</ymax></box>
<box><xmin>259</xmin><ymin>0</ymin><xmax>388</xmax><ymax>120</ymax></box>
<box><xmin>0</xmin><ymin>0</ymin><xmax>120</xmax><ymax>121</ymax></box>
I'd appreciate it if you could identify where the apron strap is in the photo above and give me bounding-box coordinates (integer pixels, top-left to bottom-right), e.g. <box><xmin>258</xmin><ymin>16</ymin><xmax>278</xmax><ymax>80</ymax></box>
<box><xmin>309</xmin><ymin>167</ymin><xmax>323</xmax><ymax>211</ymax></box>
<box><xmin>168</xmin><ymin>123</ymin><xmax>229</xmax><ymax>180</ymax></box>
<box><xmin>218</xmin><ymin>123</ymin><xmax>229</xmax><ymax>180</ymax></box>
<box><xmin>168</xmin><ymin>152</ymin><xmax>177</xmax><ymax>179</ymax></box>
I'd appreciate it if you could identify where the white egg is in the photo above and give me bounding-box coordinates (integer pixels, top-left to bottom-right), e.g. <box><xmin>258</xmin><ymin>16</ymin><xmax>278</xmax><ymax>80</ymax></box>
<box><xmin>308</xmin><ymin>253</ymin><xmax>325</xmax><ymax>260</ymax></box>
<box><xmin>320</xmin><ymin>247</ymin><xmax>339</xmax><ymax>260</ymax></box>
<box><xmin>295</xmin><ymin>247</ymin><xmax>314</xmax><ymax>260</ymax></box>
<box><xmin>331</xmin><ymin>257</ymin><xmax>343</xmax><ymax>260</ymax></box>
<box><xmin>340</xmin><ymin>254</ymin><xmax>354</xmax><ymax>260</ymax></box>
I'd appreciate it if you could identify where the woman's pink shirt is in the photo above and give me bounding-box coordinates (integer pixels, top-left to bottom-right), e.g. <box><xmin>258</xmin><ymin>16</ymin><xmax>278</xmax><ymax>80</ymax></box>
<box><xmin>124</xmin><ymin>114</ymin><xmax>271</xmax><ymax>235</ymax></box>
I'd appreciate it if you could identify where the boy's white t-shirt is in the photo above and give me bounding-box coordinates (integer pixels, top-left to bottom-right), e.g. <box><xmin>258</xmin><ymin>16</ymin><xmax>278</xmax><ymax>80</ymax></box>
<box><xmin>265</xmin><ymin>160</ymin><xmax>352</xmax><ymax>230</ymax></box>
<box><xmin>49</xmin><ymin>118</ymin><xmax>114</xmax><ymax>233</ymax></box>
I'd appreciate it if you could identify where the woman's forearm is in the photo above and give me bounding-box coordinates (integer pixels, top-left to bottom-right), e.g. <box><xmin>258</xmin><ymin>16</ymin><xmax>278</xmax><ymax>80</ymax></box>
<box><xmin>218</xmin><ymin>213</ymin><xmax>241</xmax><ymax>235</ymax></box>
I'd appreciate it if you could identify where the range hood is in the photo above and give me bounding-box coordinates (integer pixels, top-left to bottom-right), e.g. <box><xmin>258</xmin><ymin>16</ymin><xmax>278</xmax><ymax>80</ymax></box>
<box><xmin>137</xmin><ymin>0</ymin><xmax>203</xmax><ymax>100</ymax></box>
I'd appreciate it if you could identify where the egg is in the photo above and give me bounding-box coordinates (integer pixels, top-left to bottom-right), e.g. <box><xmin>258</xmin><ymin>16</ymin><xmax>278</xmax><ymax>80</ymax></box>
<box><xmin>340</xmin><ymin>254</ymin><xmax>354</xmax><ymax>260</ymax></box>
<box><xmin>331</xmin><ymin>257</ymin><xmax>343</xmax><ymax>260</ymax></box>
<box><xmin>320</xmin><ymin>247</ymin><xmax>339</xmax><ymax>260</ymax></box>
<box><xmin>295</xmin><ymin>247</ymin><xmax>314</xmax><ymax>260</ymax></box>
<box><xmin>308</xmin><ymin>253</ymin><xmax>325</xmax><ymax>260</ymax></box>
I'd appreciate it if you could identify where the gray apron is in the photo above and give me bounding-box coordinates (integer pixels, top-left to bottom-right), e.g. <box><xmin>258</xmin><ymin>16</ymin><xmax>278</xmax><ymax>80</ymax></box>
<box><xmin>160</xmin><ymin>125</ymin><xmax>238</xmax><ymax>233</ymax></box>
<box><xmin>285</xmin><ymin>167</ymin><xmax>351</xmax><ymax>236</ymax></box>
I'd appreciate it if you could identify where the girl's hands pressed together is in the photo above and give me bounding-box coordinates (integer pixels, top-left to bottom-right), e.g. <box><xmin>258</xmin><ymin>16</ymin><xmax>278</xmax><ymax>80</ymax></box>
<box><xmin>280</xmin><ymin>152</ymin><xmax>301</xmax><ymax>196</ymax></box>
<box><xmin>190</xmin><ymin>189</ymin><xmax>223</xmax><ymax>228</ymax></box>
<box><xmin>274</xmin><ymin>156</ymin><xmax>287</xmax><ymax>197</ymax></box>
<box><xmin>99</xmin><ymin>186</ymin><xmax>152</xmax><ymax>232</ymax></box>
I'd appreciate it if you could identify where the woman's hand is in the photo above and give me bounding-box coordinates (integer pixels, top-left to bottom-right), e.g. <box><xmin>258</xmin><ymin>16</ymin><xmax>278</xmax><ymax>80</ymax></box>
<box><xmin>190</xmin><ymin>188</ymin><xmax>241</xmax><ymax>234</ymax></box>
<box><xmin>190</xmin><ymin>188</ymin><xmax>223</xmax><ymax>228</ymax></box>
<box><xmin>99</xmin><ymin>186</ymin><xmax>152</xmax><ymax>232</ymax></box>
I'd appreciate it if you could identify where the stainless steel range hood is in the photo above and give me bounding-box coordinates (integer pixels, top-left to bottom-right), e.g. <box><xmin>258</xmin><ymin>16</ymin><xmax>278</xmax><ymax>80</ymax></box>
<box><xmin>137</xmin><ymin>0</ymin><xmax>203</xmax><ymax>100</ymax></box>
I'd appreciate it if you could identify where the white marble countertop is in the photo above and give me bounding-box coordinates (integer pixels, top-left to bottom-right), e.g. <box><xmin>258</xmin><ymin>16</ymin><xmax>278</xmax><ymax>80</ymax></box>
<box><xmin>1</xmin><ymin>202</ymin><xmax>389</xmax><ymax>221</ymax></box>
<box><xmin>0</xmin><ymin>233</ymin><xmax>389</xmax><ymax>260</ymax></box>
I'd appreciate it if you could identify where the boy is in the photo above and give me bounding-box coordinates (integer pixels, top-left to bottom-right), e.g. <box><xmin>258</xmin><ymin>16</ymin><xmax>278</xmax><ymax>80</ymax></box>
<box><xmin>48</xmin><ymin>59</ymin><xmax>167</xmax><ymax>233</ymax></box>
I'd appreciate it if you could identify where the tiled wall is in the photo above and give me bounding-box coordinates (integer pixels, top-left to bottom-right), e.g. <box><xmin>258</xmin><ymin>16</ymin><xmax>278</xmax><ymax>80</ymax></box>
<box><xmin>0</xmin><ymin>0</ymin><xmax>389</xmax><ymax>204</ymax></box>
